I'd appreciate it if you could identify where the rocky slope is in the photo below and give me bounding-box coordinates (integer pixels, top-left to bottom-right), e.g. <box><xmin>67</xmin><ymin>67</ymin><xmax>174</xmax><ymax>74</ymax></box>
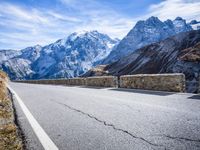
<box><xmin>96</xmin><ymin>30</ymin><xmax>200</xmax><ymax>93</ymax></box>
<box><xmin>0</xmin><ymin>31</ymin><xmax>118</xmax><ymax>80</ymax></box>
<box><xmin>101</xmin><ymin>17</ymin><xmax>193</xmax><ymax>64</ymax></box>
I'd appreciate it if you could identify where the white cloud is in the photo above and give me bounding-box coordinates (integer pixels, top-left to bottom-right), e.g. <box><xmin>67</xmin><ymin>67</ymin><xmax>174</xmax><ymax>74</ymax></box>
<box><xmin>0</xmin><ymin>3</ymin><xmax>49</xmax><ymax>24</ymax></box>
<box><xmin>0</xmin><ymin>0</ymin><xmax>200</xmax><ymax>49</ymax></box>
<box><xmin>147</xmin><ymin>0</ymin><xmax>200</xmax><ymax>21</ymax></box>
<box><xmin>0</xmin><ymin>2</ymin><xmax>84</xmax><ymax>49</ymax></box>
<box><xmin>58</xmin><ymin>0</ymin><xmax>135</xmax><ymax>38</ymax></box>
<box><xmin>47</xmin><ymin>11</ymin><xmax>81</xmax><ymax>22</ymax></box>
<box><xmin>0</xmin><ymin>1</ymin><xmax>134</xmax><ymax>49</ymax></box>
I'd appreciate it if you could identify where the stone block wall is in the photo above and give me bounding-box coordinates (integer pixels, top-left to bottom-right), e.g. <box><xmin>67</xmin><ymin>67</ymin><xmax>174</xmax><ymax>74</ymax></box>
<box><xmin>14</xmin><ymin>74</ymin><xmax>186</xmax><ymax>92</ymax></box>
<box><xmin>120</xmin><ymin>74</ymin><xmax>185</xmax><ymax>92</ymax></box>
<box><xmin>86</xmin><ymin>76</ymin><xmax>118</xmax><ymax>87</ymax></box>
<box><xmin>65</xmin><ymin>78</ymin><xmax>86</xmax><ymax>86</ymax></box>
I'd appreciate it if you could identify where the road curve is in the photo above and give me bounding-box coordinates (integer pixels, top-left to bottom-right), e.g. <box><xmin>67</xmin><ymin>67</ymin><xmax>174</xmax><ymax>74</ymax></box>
<box><xmin>10</xmin><ymin>82</ymin><xmax>200</xmax><ymax>150</ymax></box>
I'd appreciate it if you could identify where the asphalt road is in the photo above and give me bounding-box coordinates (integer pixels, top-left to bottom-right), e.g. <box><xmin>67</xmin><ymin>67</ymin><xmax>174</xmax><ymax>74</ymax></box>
<box><xmin>9</xmin><ymin>82</ymin><xmax>200</xmax><ymax>150</ymax></box>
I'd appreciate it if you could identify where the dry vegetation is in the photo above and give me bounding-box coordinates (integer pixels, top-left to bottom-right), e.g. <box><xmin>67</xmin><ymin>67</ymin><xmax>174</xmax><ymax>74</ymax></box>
<box><xmin>0</xmin><ymin>70</ymin><xmax>8</xmax><ymax>81</ymax></box>
<box><xmin>179</xmin><ymin>42</ymin><xmax>200</xmax><ymax>62</ymax></box>
<box><xmin>83</xmin><ymin>65</ymin><xmax>109</xmax><ymax>77</ymax></box>
<box><xmin>0</xmin><ymin>70</ymin><xmax>23</xmax><ymax>150</ymax></box>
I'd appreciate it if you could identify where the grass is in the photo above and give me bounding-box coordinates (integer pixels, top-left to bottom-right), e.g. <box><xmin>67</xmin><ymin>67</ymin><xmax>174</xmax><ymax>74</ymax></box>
<box><xmin>0</xmin><ymin>70</ymin><xmax>23</xmax><ymax>150</ymax></box>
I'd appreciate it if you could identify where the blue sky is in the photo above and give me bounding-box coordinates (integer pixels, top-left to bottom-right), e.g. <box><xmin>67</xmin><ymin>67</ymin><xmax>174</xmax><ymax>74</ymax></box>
<box><xmin>0</xmin><ymin>0</ymin><xmax>200</xmax><ymax>49</ymax></box>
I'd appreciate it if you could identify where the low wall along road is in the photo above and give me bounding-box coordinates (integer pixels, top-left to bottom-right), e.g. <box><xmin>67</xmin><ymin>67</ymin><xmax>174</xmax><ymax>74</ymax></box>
<box><xmin>86</xmin><ymin>76</ymin><xmax>118</xmax><ymax>87</ymax></box>
<box><xmin>15</xmin><ymin>73</ymin><xmax>186</xmax><ymax>92</ymax></box>
<box><xmin>120</xmin><ymin>74</ymin><xmax>185</xmax><ymax>92</ymax></box>
<box><xmin>65</xmin><ymin>78</ymin><xmax>86</xmax><ymax>86</ymax></box>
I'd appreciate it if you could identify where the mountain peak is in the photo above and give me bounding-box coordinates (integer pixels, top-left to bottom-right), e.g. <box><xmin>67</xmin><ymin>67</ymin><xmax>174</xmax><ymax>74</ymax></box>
<box><xmin>135</xmin><ymin>16</ymin><xmax>162</xmax><ymax>27</ymax></box>
<box><xmin>189</xmin><ymin>20</ymin><xmax>200</xmax><ymax>30</ymax></box>
<box><xmin>72</xmin><ymin>30</ymin><xmax>100</xmax><ymax>36</ymax></box>
<box><xmin>133</xmin><ymin>16</ymin><xmax>162</xmax><ymax>30</ymax></box>
<box><xmin>145</xmin><ymin>16</ymin><xmax>163</xmax><ymax>25</ymax></box>
<box><xmin>175</xmin><ymin>17</ymin><xmax>184</xmax><ymax>21</ymax></box>
<box><xmin>67</xmin><ymin>30</ymin><xmax>103</xmax><ymax>41</ymax></box>
<box><xmin>190</xmin><ymin>20</ymin><xmax>198</xmax><ymax>24</ymax></box>
<box><xmin>34</xmin><ymin>44</ymin><xmax>42</xmax><ymax>49</ymax></box>
<box><xmin>173</xmin><ymin>17</ymin><xmax>192</xmax><ymax>33</ymax></box>
<box><xmin>147</xmin><ymin>16</ymin><xmax>160</xmax><ymax>22</ymax></box>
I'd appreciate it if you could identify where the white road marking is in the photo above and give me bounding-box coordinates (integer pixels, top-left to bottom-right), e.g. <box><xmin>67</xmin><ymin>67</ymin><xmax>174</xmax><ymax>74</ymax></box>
<box><xmin>8</xmin><ymin>85</ymin><xmax>59</xmax><ymax>150</ymax></box>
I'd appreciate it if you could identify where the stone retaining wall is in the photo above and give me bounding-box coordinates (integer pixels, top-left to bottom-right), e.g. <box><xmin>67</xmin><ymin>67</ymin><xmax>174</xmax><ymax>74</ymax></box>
<box><xmin>14</xmin><ymin>74</ymin><xmax>186</xmax><ymax>92</ymax></box>
<box><xmin>120</xmin><ymin>74</ymin><xmax>185</xmax><ymax>92</ymax></box>
<box><xmin>65</xmin><ymin>78</ymin><xmax>86</xmax><ymax>86</ymax></box>
<box><xmin>86</xmin><ymin>76</ymin><xmax>118</xmax><ymax>87</ymax></box>
<box><xmin>16</xmin><ymin>78</ymin><xmax>86</xmax><ymax>86</ymax></box>
<box><xmin>16</xmin><ymin>76</ymin><xmax>118</xmax><ymax>87</ymax></box>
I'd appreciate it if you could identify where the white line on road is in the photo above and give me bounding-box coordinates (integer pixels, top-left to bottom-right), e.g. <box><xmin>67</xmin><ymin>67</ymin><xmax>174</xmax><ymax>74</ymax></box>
<box><xmin>8</xmin><ymin>85</ymin><xmax>59</xmax><ymax>150</ymax></box>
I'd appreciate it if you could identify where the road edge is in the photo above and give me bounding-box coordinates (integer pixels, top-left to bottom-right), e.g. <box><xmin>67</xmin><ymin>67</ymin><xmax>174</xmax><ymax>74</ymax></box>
<box><xmin>8</xmin><ymin>85</ymin><xmax>59</xmax><ymax>150</ymax></box>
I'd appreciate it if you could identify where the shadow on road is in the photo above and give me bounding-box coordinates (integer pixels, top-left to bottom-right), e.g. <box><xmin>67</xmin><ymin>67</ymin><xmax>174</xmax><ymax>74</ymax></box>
<box><xmin>109</xmin><ymin>88</ymin><xmax>175</xmax><ymax>96</ymax></box>
<box><xmin>77</xmin><ymin>86</ymin><xmax>108</xmax><ymax>89</ymax></box>
<box><xmin>188</xmin><ymin>95</ymin><xmax>200</xmax><ymax>100</ymax></box>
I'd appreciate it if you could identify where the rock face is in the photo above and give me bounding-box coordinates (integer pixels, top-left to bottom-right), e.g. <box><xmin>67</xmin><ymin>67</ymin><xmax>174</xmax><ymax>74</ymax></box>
<box><xmin>0</xmin><ymin>31</ymin><xmax>118</xmax><ymax>80</ymax></box>
<box><xmin>179</xmin><ymin>42</ymin><xmax>200</xmax><ymax>61</ymax></box>
<box><xmin>120</xmin><ymin>74</ymin><xmax>185</xmax><ymax>92</ymax></box>
<box><xmin>1</xmin><ymin>58</ymin><xmax>34</xmax><ymax>79</ymax></box>
<box><xmin>0</xmin><ymin>50</ymin><xmax>21</xmax><ymax>62</ymax></box>
<box><xmin>81</xmin><ymin>65</ymin><xmax>109</xmax><ymax>77</ymax></box>
<box><xmin>0</xmin><ymin>45</ymin><xmax>42</xmax><ymax>79</ymax></box>
<box><xmin>101</xmin><ymin>17</ymin><xmax>193</xmax><ymax>64</ymax></box>
<box><xmin>97</xmin><ymin>30</ymin><xmax>200</xmax><ymax>93</ymax></box>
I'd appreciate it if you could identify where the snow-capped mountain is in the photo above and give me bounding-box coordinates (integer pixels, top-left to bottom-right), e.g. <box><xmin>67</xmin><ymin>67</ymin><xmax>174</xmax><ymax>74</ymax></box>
<box><xmin>0</xmin><ymin>16</ymin><xmax>198</xmax><ymax>80</ymax></box>
<box><xmin>101</xmin><ymin>16</ymin><xmax>193</xmax><ymax>64</ymax></box>
<box><xmin>0</xmin><ymin>31</ymin><xmax>119</xmax><ymax>80</ymax></box>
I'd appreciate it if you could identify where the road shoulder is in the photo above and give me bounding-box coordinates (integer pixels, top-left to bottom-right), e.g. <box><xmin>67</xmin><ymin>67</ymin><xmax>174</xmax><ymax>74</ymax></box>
<box><xmin>0</xmin><ymin>72</ymin><xmax>23</xmax><ymax>149</ymax></box>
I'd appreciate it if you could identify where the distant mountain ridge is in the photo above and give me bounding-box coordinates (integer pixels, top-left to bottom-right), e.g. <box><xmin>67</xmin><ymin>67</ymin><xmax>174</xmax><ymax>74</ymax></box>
<box><xmin>0</xmin><ymin>16</ymin><xmax>199</xmax><ymax>80</ymax></box>
<box><xmin>0</xmin><ymin>31</ymin><xmax>119</xmax><ymax>80</ymax></box>
<box><xmin>101</xmin><ymin>16</ymin><xmax>194</xmax><ymax>64</ymax></box>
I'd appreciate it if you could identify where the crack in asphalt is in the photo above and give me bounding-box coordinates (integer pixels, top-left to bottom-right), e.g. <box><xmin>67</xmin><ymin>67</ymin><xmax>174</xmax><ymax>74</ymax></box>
<box><xmin>162</xmin><ymin>134</ymin><xmax>200</xmax><ymax>143</ymax></box>
<box><xmin>51</xmin><ymin>100</ymin><xmax>166</xmax><ymax>149</ymax></box>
